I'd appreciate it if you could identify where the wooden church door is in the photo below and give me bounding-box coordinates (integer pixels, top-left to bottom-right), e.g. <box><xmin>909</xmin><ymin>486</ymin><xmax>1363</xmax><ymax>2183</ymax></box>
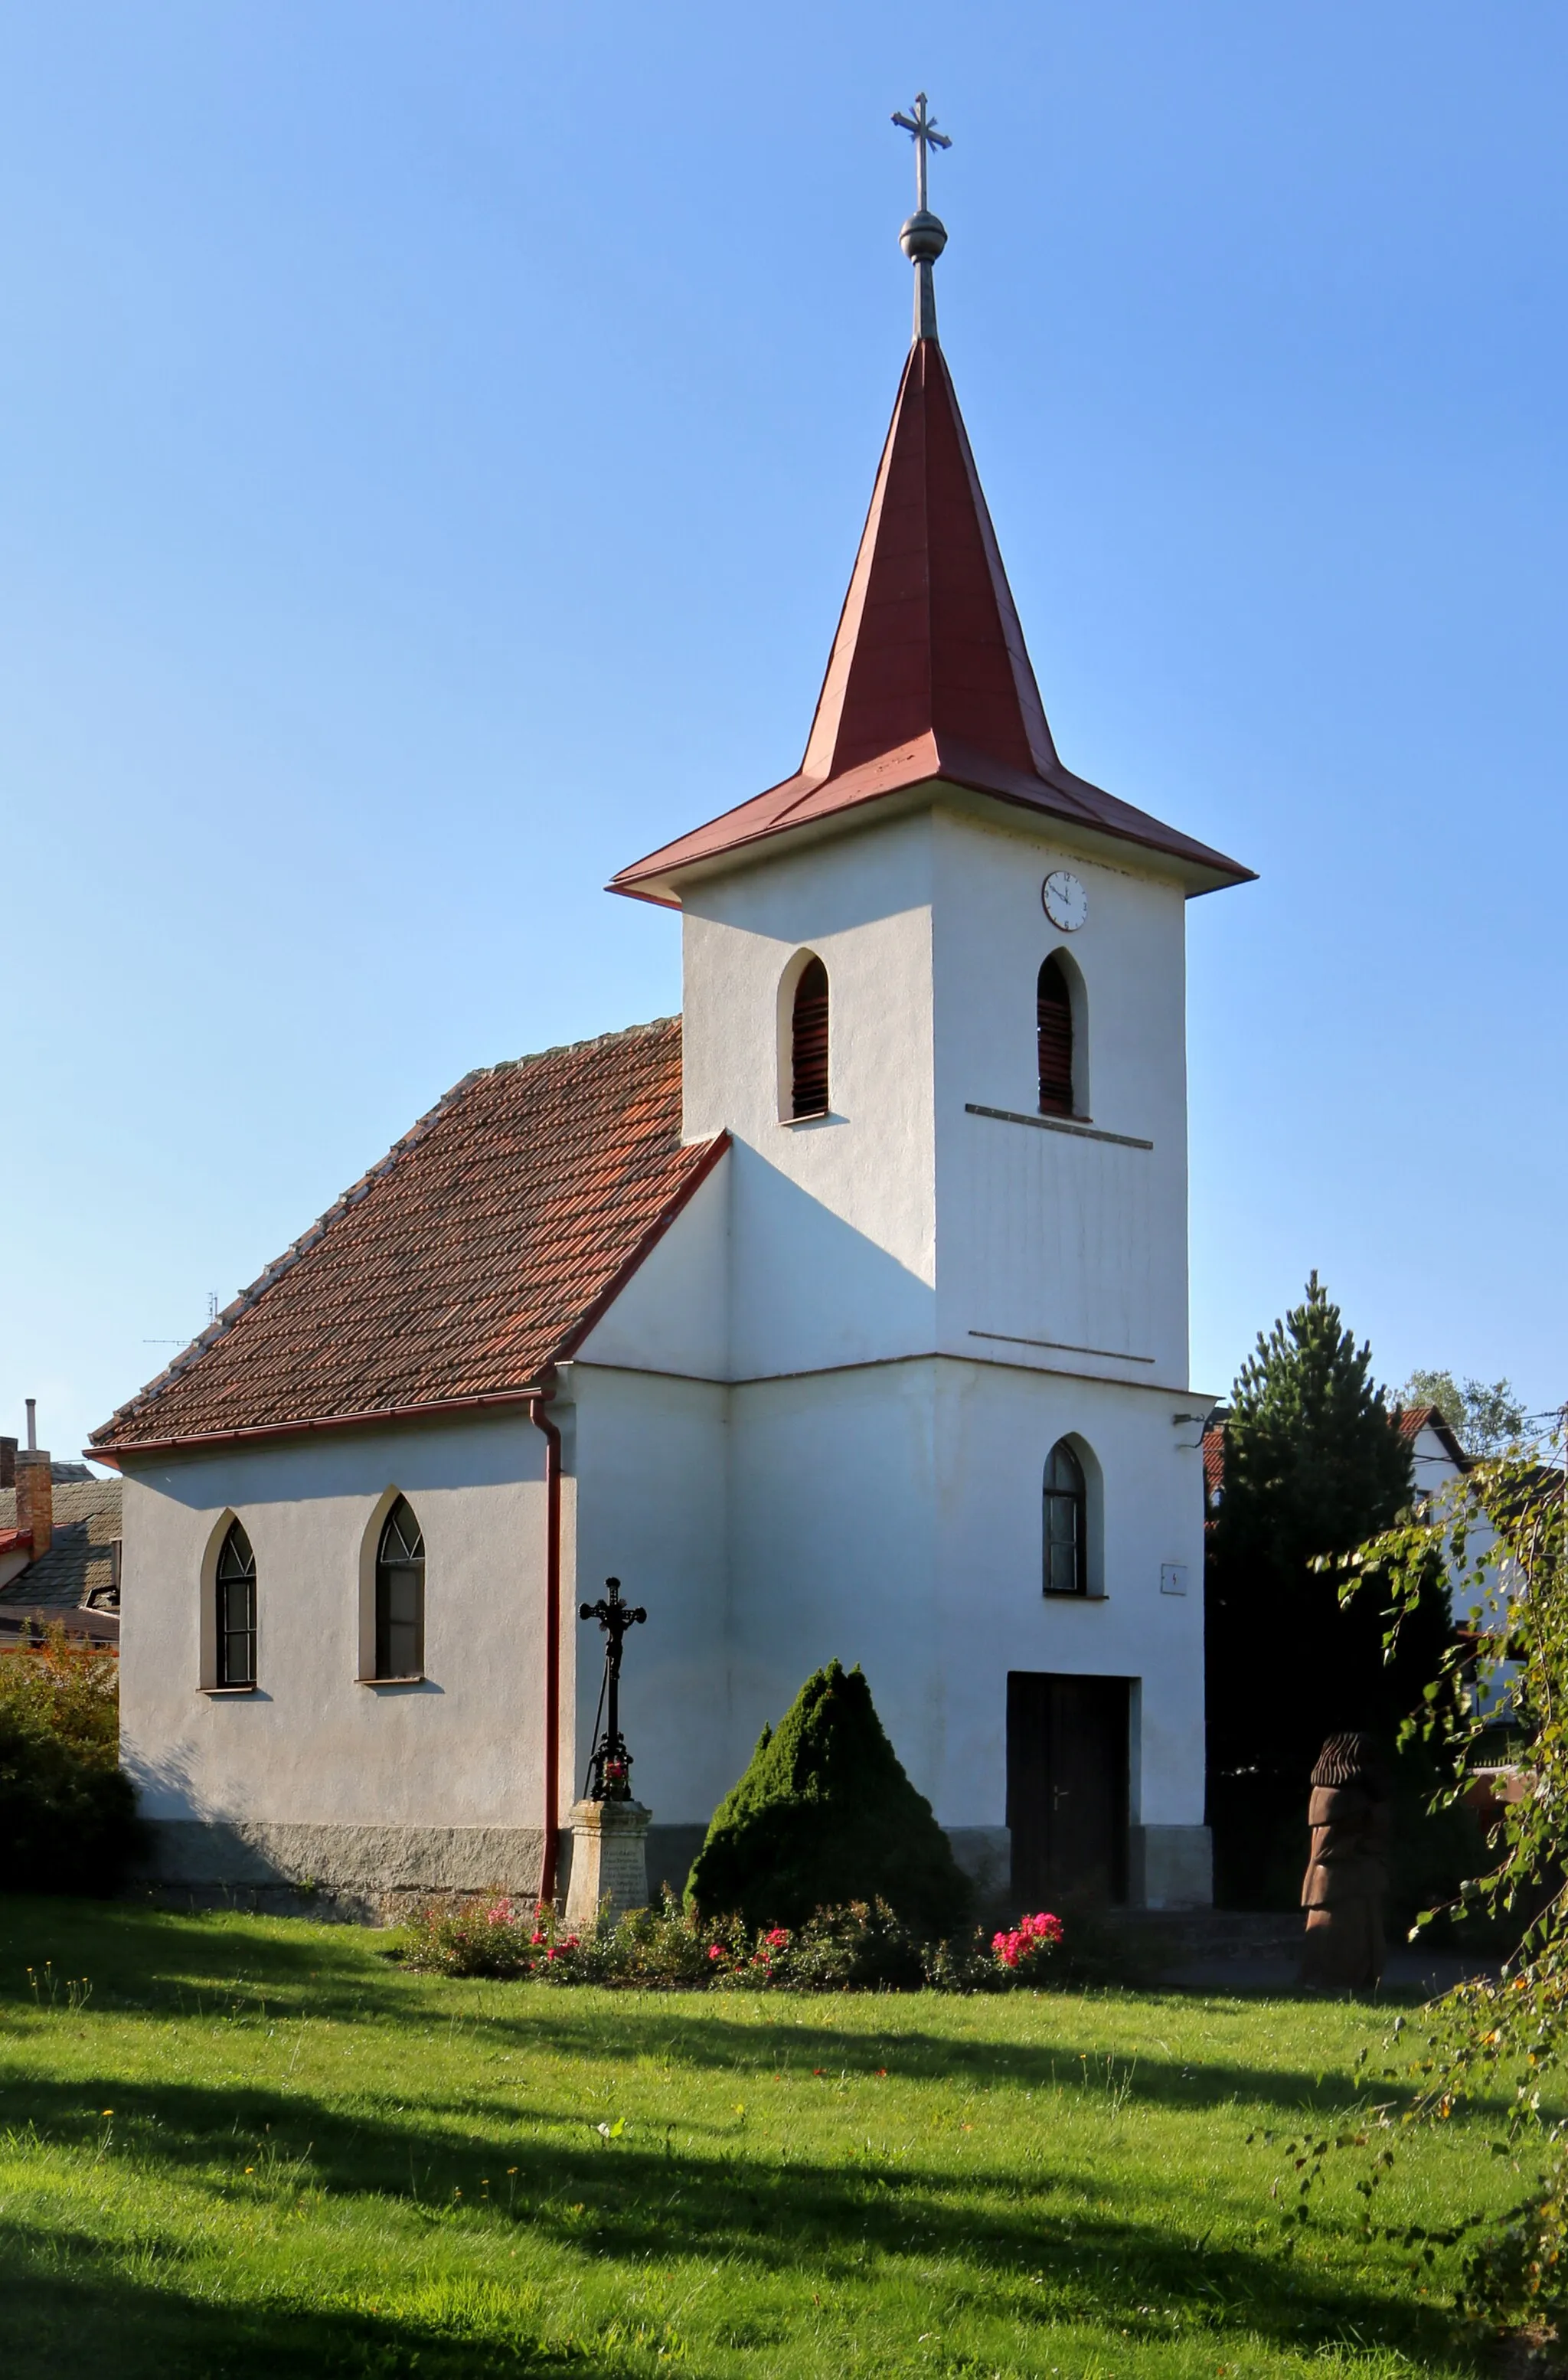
<box><xmin>1006</xmin><ymin>1672</ymin><xmax>1130</xmax><ymax>1904</ymax></box>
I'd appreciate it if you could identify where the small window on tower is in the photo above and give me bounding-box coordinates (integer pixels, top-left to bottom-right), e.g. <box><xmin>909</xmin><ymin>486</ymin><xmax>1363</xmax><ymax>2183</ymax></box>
<box><xmin>790</xmin><ymin>956</ymin><xmax>831</xmax><ymax>1119</ymax></box>
<box><xmin>1043</xmin><ymin>1440</ymin><xmax>1087</xmax><ymax>1597</ymax></box>
<box><xmin>215</xmin><ymin>1520</ymin><xmax>257</xmax><ymax>1687</ymax></box>
<box><xmin>375</xmin><ymin>1497</ymin><xmax>425</xmax><ymax>1679</ymax></box>
<box><xmin>1037</xmin><ymin>955</ymin><xmax>1073</xmax><ymax>1116</ymax></box>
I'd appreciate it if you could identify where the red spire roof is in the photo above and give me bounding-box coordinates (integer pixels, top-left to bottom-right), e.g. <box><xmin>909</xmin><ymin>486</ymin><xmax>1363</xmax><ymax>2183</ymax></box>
<box><xmin>610</xmin><ymin>335</ymin><xmax>1251</xmax><ymax>905</ymax></box>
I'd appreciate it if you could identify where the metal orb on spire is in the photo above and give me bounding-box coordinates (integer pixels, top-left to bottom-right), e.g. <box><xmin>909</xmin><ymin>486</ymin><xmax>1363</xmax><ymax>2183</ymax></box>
<box><xmin>891</xmin><ymin>92</ymin><xmax>952</xmax><ymax>342</ymax></box>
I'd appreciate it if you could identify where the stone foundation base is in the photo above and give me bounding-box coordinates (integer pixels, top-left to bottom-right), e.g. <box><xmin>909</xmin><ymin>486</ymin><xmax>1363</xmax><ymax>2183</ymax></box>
<box><xmin>562</xmin><ymin>1800</ymin><xmax>652</xmax><ymax>1929</ymax></box>
<box><xmin>132</xmin><ymin>1819</ymin><xmax>547</xmax><ymax>1922</ymax></box>
<box><xmin>1128</xmin><ymin>1824</ymin><xmax>1212</xmax><ymax>1910</ymax></box>
<box><xmin>126</xmin><ymin>1813</ymin><xmax>1213</xmax><ymax>1924</ymax></box>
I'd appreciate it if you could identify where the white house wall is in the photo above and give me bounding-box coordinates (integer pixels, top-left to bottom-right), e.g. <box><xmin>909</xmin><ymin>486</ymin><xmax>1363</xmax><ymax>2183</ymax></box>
<box><xmin>119</xmin><ymin>1412</ymin><xmax>559</xmax><ymax>1905</ymax></box>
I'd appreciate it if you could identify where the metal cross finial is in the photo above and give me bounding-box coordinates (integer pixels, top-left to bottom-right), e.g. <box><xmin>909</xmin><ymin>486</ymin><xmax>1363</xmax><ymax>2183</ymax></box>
<box><xmin>890</xmin><ymin>94</ymin><xmax>952</xmax><ymax>342</ymax></box>
<box><xmin>891</xmin><ymin>91</ymin><xmax>952</xmax><ymax>217</ymax></box>
<box><xmin>578</xmin><ymin>1576</ymin><xmax>646</xmax><ymax>1802</ymax></box>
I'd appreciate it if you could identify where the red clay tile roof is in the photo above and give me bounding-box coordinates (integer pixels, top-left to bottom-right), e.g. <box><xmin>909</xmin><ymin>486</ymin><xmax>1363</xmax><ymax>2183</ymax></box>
<box><xmin>93</xmin><ymin>1019</ymin><xmax>726</xmax><ymax>1454</ymax></box>
<box><xmin>610</xmin><ymin>337</ymin><xmax>1252</xmax><ymax>907</ymax></box>
<box><xmin>1201</xmin><ymin>1426</ymin><xmax>1226</xmax><ymax>1501</ymax></box>
<box><xmin>1395</xmin><ymin>1403</ymin><xmax>1471</xmax><ymax>1470</ymax></box>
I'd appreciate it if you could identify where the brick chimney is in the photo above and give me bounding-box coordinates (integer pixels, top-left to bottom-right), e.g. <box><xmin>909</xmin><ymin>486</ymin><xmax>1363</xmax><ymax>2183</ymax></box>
<box><xmin>15</xmin><ymin>1399</ymin><xmax>51</xmax><ymax>1558</ymax></box>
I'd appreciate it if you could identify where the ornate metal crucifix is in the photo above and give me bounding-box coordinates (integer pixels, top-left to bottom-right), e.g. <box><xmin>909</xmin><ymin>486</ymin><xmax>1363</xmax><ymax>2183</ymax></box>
<box><xmin>891</xmin><ymin>90</ymin><xmax>952</xmax><ymax>218</ymax></box>
<box><xmin>578</xmin><ymin>1575</ymin><xmax>646</xmax><ymax>1802</ymax></box>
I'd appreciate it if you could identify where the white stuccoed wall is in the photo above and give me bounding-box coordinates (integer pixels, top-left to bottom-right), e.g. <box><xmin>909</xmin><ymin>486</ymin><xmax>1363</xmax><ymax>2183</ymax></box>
<box><xmin>679</xmin><ymin>811</ymin><xmax>938</xmax><ymax>1376</ymax></box>
<box><xmin>931</xmin><ymin>809</ymin><xmax>1191</xmax><ymax>1385</ymax></box>
<box><xmin>118</xmin><ymin>1411</ymin><xmax>567</xmax><ymax>1902</ymax></box>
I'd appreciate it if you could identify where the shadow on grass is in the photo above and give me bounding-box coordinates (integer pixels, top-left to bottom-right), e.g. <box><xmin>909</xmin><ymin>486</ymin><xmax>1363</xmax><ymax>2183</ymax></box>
<box><xmin>0</xmin><ymin>2217</ymin><xmax>597</xmax><ymax>2378</ymax></box>
<box><xmin>461</xmin><ymin>1999</ymin><xmax>1492</xmax><ymax>2123</ymax></box>
<box><xmin>0</xmin><ymin>1893</ymin><xmax>395</xmax><ymax>2022</ymax></box>
<box><xmin>0</xmin><ymin>2061</ymin><xmax>1490</xmax><ymax>2377</ymax></box>
<box><xmin>0</xmin><ymin>1894</ymin><xmax>1491</xmax><ymax>2125</ymax></box>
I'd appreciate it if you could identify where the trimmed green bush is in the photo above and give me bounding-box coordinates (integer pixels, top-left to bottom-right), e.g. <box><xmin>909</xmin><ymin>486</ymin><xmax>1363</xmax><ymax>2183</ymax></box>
<box><xmin>683</xmin><ymin>1660</ymin><xmax>972</xmax><ymax>1937</ymax></box>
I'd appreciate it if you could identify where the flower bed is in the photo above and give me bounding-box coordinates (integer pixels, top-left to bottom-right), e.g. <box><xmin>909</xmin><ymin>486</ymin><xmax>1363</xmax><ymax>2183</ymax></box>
<box><xmin>400</xmin><ymin>1889</ymin><xmax>1066</xmax><ymax>1992</ymax></box>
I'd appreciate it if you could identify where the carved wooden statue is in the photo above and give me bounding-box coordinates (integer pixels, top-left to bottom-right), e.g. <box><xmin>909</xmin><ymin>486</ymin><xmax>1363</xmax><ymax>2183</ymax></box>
<box><xmin>1299</xmin><ymin>1731</ymin><xmax>1389</xmax><ymax>1990</ymax></box>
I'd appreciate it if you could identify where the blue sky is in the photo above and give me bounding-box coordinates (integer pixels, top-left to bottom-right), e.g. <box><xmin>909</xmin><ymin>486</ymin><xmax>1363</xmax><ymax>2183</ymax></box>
<box><xmin>3</xmin><ymin>2</ymin><xmax>1563</xmax><ymax>1463</ymax></box>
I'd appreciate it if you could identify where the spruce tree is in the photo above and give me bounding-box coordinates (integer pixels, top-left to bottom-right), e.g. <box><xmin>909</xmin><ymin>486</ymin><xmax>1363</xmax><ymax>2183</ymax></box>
<box><xmin>684</xmin><ymin>1660</ymin><xmax>972</xmax><ymax>1937</ymax></box>
<box><xmin>1205</xmin><ymin>1273</ymin><xmax>1452</xmax><ymax>1901</ymax></box>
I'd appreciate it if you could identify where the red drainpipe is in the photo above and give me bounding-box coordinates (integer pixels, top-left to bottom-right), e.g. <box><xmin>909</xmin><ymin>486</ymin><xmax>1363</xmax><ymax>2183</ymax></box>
<box><xmin>529</xmin><ymin>1385</ymin><xmax>564</xmax><ymax>1904</ymax></box>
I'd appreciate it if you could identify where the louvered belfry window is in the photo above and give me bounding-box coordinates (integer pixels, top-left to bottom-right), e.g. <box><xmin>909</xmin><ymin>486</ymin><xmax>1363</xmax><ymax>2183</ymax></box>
<box><xmin>215</xmin><ymin>1520</ymin><xmax>256</xmax><ymax>1687</ymax></box>
<box><xmin>791</xmin><ymin>957</ymin><xmax>831</xmax><ymax>1119</ymax></box>
<box><xmin>1037</xmin><ymin>955</ymin><xmax>1073</xmax><ymax>1117</ymax></box>
<box><xmin>375</xmin><ymin>1497</ymin><xmax>426</xmax><ymax>1679</ymax></box>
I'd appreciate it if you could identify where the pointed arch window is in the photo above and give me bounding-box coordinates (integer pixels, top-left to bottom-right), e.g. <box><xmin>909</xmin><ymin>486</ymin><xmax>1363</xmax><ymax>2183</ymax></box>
<box><xmin>1043</xmin><ymin>1440</ymin><xmax>1087</xmax><ymax>1597</ymax></box>
<box><xmin>215</xmin><ymin>1520</ymin><xmax>257</xmax><ymax>1687</ymax></box>
<box><xmin>791</xmin><ymin>956</ymin><xmax>831</xmax><ymax>1119</ymax></box>
<box><xmin>1037</xmin><ymin>956</ymin><xmax>1073</xmax><ymax>1117</ymax></box>
<box><xmin>375</xmin><ymin>1497</ymin><xmax>425</xmax><ymax>1679</ymax></box>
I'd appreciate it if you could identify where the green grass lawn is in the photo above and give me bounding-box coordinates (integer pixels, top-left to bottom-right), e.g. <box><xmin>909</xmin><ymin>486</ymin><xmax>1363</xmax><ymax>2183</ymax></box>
<box><xmin>0</xmin><ymin>1896</ymin><xmax>1524</xmax><ymax>2378</ymax></box>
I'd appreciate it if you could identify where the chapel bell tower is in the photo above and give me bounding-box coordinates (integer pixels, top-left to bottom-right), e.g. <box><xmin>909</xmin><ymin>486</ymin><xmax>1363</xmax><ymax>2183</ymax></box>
<box><xmin>606</xmin><ymin>100</ymin><xmax>1253</xmax><ymax>1913</ymax></box>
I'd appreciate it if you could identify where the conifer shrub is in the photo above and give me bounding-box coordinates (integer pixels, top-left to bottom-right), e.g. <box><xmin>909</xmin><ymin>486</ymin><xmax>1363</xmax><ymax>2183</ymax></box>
<box><xmin>0</xmin><ymin>1629</ymin><xmax>140</xmax><ymax>1895</ymax></box>
<box><xmin>683</xmin><ymin>1660</ymin><xmax>972</xmax><ymax>1937</ymax></box>
<box><xmin>1204</xmin><ymin>1273</ymin><xmax>1457</xmax><ymax>1908</ymax></box>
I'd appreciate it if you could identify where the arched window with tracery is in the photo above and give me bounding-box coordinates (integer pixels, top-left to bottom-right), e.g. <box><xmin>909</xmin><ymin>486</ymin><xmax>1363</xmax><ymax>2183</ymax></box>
<box><xmin>1043</xmin><ymin>1440</ymin><xmax>1087</xmax><ymax>1597</ymax></box>
<box><xmin>790</xmin><ymin>956</ymin><xmax>830</xmax><ymax>1119</ymax></box>
<box><xmin>215</xmin><ymin>1519</ymin><xmax>257</xmax><ymax>1687</ymax></box>
<box><xmin>1037</xmin><ymin>955</ymin><xmax>1073</xmax><ymax>1117</ymax></box>
<box><xmin>375</xmin><ymin>1497</ymin><xmax>425</xmax><ymax>1679</ymax></box>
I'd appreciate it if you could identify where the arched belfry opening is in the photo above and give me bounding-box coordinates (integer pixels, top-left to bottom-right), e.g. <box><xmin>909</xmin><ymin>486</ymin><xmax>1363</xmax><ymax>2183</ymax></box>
<box><xmin>789</xmin><ymin>956</ymin><xmax>831</xmax><ymax>1120</ymax></box>
<box><xmin>1037</xmin><ymin>955</ymin><xmax>1074</xmax><ymax>1117</ymax></box>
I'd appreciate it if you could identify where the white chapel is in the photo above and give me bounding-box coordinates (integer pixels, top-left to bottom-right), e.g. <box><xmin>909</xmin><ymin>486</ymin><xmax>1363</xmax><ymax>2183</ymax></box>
<box><xmin>96</xmin><ymin>144</ymin><xmax>1252</xmax><ymax>1918</ymax></box>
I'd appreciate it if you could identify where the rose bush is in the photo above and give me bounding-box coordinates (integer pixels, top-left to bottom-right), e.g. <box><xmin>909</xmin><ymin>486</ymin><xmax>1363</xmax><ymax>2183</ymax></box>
<box><xmin>402</xmin><ymin>1888</ymin><xmax>1071</xmax><ymax>1992</ymax></box>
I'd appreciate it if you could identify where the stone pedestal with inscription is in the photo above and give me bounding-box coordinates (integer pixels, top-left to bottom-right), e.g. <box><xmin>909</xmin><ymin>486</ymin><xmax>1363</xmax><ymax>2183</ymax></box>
<box><xmin>563</xmin><ymin>1799</ymin><xmax>652</xmax><ymax>1930</ymax></box>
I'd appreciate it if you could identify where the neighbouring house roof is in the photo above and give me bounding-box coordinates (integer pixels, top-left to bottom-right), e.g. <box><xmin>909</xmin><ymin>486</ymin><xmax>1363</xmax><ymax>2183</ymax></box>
<box><xmin>1201</xmin><ymin>1426</ymin><xmax>1226</xmax><ymax>1502</ymax></box>
<box><xmin>1200</xmin><ymin>1401</ymin><xmax>1472</xmax><ymax>1512</ymax></box>
<box><xmin>1396</xmin><ymin>1402</ymin><xmax>1472</xmax><ymax>1472</ymax></box>
<box><xmin>92</xmin><ymin>1018</ymin><xmax>727</xmax><ymax>1457</ymax></box>
<box><xmin>609</xmin><ymin>335</ymin><xmax>1253</xmax><ymax>908</ymax></box>
<box><xmin>0</xmin><ymin>1476</ymin><xmax>122</xmax><ymax>1642</ymax></box>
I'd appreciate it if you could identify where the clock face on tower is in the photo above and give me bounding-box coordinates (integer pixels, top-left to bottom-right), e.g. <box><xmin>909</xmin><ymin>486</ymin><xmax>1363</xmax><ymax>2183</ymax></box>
<box><xmin>1042</xmin><ymin>870</ymin><xmax>1089</xmax><ymax>933</ymax></box>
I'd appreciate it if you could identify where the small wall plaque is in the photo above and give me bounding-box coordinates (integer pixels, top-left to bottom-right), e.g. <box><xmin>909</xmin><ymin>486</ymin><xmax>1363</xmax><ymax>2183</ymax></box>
<box><xmin>1160</xmin><ymin>1563</ymin><xmax>1189</xmax><ymax>1596</ymax></box>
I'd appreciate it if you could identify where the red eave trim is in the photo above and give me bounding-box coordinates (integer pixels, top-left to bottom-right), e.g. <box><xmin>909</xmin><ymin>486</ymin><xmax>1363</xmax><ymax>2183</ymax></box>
<box><xmin>609</xmin><ymin>765</ymin><xmax>1253</xmax><ymax>904</ymax></box>
<box><xmin>93</xmin><ymin>1385</ymin><xmax>550</xmax><ymax>1463</ymax></box>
